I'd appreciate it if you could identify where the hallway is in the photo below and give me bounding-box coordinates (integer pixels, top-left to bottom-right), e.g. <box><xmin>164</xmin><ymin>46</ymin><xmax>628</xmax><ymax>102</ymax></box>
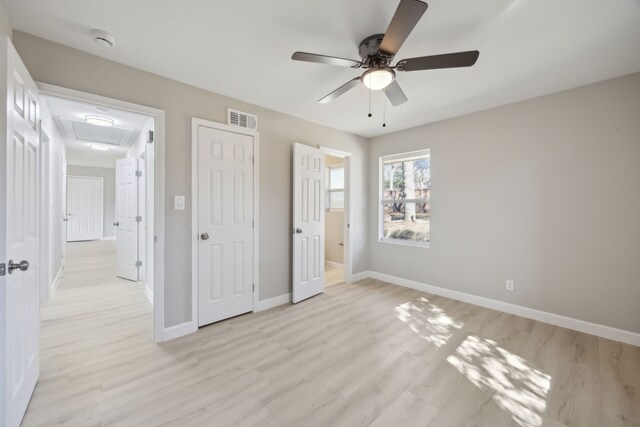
<box><xmin>22</xmin><ymin>241</ymin><xmax>152</xmax><ymax>426</ymax></box>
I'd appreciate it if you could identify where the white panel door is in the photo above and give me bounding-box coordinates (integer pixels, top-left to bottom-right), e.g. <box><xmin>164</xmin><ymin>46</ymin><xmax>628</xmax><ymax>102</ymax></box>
<box><xmin>115</xmin><ymin>157</ymin><xmax>139</xmax><ymax>281</ymax></box>
<box><xmin>66</xmin><ymin>176</ymin><xmax>102</xmax><ymax>241</ymax></box>
<box><xmin>0</xmin><ymin>36</ymin><xmax>41</xmax><ymax>427</ymax></box>
<box><xmin>197</xmin><ymin>125</ymin><xmax>254</xmax><ymax>326</ymax></box>
<box><xmin>292</xmin><ymin>143</ymin><xmax>325</xmax><ymax>303</ymax></box>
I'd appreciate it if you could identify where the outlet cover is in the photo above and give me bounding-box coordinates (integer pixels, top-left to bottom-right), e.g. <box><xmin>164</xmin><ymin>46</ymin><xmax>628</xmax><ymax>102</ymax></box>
<box><xmin>506</xmin><ymin>280</ymin><xmax>515</xmax><ymax>291</ymax></box>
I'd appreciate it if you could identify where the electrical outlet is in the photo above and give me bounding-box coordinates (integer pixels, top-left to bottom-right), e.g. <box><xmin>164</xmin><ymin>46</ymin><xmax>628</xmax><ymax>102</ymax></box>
<box><xmin>505</xmin><ymin>280</ymin><xmax>515</xmax><ymax>291</ymax></box>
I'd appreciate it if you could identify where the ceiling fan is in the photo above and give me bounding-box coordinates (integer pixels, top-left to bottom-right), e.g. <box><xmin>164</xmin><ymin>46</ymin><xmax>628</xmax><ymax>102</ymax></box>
<box><xmin>291</xmin><ymin>0</ymin><xmax>479</xmax><ymax>107</ymax></box>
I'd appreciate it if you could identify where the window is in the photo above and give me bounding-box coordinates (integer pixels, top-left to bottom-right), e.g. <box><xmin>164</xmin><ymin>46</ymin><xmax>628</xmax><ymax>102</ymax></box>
<box><xmin>327</xmin><ymin>164</ymin><xmax>344</xmax><ymax>210</ymax></box>
<box><xmin>380</xmin><ymin>150</ymin><xmax>430</xmax><ymax>247</ymax></box>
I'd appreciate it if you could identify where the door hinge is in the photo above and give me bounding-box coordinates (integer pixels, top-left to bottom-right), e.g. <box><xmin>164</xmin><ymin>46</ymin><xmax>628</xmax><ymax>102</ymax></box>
<box><xmin>147</xmin><ymin>130</ymin><xmax>154</xmax><ymax>144</ymax></box>
<box><xmin>0</xmin><ymin>263</ymin><xmax>5</xmax><ymax>276</ymax></box>
<box><xmin>252</xmin><ymin>220</ymin><xmax>255</xmax><ymax>228</ymax></box>
<box><xmin>252</xmin><ymin>283</ymin><xmax>255</xmax><ymax>292</ymax></box>
<box><xmin>135</xmin><ymin>260</ymin><xmax>142</xmax><ymax>267</ymax></box>
<box><xmin>135</xmin><ymin>170</ymin><xmax>142</xmax><ymax>177</ymax></box>
<box><xmin>136</xmin><ymin>216</ymin><xmax>143</xmax><ymax>222</ymax></box>
<box><xmin>154</xmin><ymin>235</ymin><xmax>158</xmax><ymax>243</ymax></box>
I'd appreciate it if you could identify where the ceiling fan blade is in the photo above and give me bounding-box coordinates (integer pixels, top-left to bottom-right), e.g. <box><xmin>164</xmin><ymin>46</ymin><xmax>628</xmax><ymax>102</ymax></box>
<box><xmin>317</xmin><ymin>77</ymin><xmax>361</xmax><ymax>104</ymax></box>
<box><xmin>384</xmin><ymin>80</ymin><xmax>408</xmax><ymax>106</ymax></box>
<box><xmin>292</xmin><ymin>52</ymin><xmax>362</xmax><ymax>68</ymax></box>
<box><xmin>397</xmin><ymin>50</ymin><xmax>480</xmax><ymax>71</ymax></box>
<box><xmin>379</xmin><ymin>0</ymin><xmax>428</xmax><ymax>57</ymax></box>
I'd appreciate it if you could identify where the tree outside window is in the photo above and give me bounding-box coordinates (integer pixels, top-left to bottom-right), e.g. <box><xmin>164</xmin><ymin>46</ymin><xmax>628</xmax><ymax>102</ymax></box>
<box><xmin>380</xmin><ymin>150</ymin><xmax>430</xmax><ymax>246</ymax></box>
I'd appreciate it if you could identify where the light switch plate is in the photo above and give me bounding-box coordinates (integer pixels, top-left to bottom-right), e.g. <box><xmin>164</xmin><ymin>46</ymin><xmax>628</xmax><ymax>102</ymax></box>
<box><xmin>174</xmin><ymin>195</ymin><xmax>185</xmax><ymax>211</ymax></box>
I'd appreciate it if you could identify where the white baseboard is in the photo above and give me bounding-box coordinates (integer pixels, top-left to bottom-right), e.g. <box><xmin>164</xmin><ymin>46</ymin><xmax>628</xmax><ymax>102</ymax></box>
<box><xmin>161</xmin><ymin>321</ymin><xmax>197</xmax><ymax>342</ymax></box>
<box><xmin>103</xmin><ymin>236</ymin><xmax>116</xmax><ymax>241</ymax></box>
<box><xmin>349</xmin><ymin>271</ymin><xmax>372</xmax><ymax>283</ymax></box>
<box><xmin>256</xmin><ymin>293</ymin><xmax>291</xmax><ymax>312</ymax></box>
<box><xmin>363</xmin><ymin>271</ymin><xmax>640</xmax><ymax>347</ymax></box>
<box><xmin>49</xmin><ymin>265</ymin><xmax>64</xmax><ymax>299</ymax></box>
<box><xmin>144</xmin><ymin>283</ymin><xmax>153</xmax><ymax>306</ymax></box>
<box><xmin>325</xmin><ymin>260</ymin><xmax>344</xmax><ymax>271</ymax></box>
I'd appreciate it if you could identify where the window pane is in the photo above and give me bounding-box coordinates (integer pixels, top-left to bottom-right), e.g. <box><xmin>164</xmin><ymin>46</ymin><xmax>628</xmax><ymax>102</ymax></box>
<box><xmin>329</xmin><ymin>191</ymin><xmax>344</xmax><ymax>209</ymax></box>
<box><xmin>329</xmin><ymin>166</ymin><xmax>344</xmax><ymax>190</ymax></box>
<box><xmin>383</xmin><ymin>202</ymin><xmax>429</xmax><ymax>242</ymax></box>
<box><xmin>383</xmin><ymin>158</ymin><xmax>430</xmax><ymax>201</ymax></box>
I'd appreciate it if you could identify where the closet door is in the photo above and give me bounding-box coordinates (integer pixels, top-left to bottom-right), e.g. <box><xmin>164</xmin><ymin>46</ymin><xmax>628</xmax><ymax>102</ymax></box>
<box><xmin>196</xmin><ymin>124</ymin><xmax>255</xmax><ymax>326</ymax></box>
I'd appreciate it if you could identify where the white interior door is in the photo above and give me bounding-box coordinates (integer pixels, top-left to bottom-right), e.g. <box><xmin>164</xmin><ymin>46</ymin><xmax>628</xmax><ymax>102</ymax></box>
<box><xmin>61</xmin><ymin>157</ymin><xmax>67</xmax><ymax>262</ymax></box>
<box><xmin>292</xmin><ymin>143</ymin><xmax>325</xmax><ymax>303</ymax></box>
<box><xmin>115</xmin><ymin>157</ymin><xmax>139</xmax><ymax>281</ymax></box>
<box><xmin>197</xmin><ymin>124</ymin><xmax>254</xmax><ymax>327</ymax></box>
<box><xmin>66</xmin><ymin>176</ymin><xmax>103</xmax><ymax>241</ymax></box>
<box><xmin>0</xmin><ymin>36</ymin><xmax>41</xmax><ymax>427</ymax></box>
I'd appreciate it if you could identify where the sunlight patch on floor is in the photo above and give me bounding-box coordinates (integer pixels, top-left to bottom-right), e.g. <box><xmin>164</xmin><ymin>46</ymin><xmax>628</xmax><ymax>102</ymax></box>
<box><xmin>394</xmin><ymin>297</ymin><xmax>463</xmax><ymax>347</ymax></box>
<box><xmin>447</xmin><ymin>335</ymin><xmax>551</xmax><ymax>427</ymax></box>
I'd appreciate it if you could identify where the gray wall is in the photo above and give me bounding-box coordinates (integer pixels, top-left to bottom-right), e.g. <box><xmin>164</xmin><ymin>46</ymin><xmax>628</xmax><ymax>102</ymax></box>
<box><xmin>325</xmin><ymin>155</ymin><xmax>344</xmax><ymax>265</ymax></box>
<box><xmin>368</xmin><ymin>72</ymin><xmax>640</xmax><ymax>333</ymax></box>
<box><xmin>67</xmin><ymin>165</ymin><xmax>117</xmax><ymax>239</ymax></box>
<box><xmin>13</xmin><ymin>31</ymin><xmax>369</xmax><ymax>327</ymax></box>
<box><xmin>0</xmin><ymin>5</ymin><xmax>11</xmax><ymax>40</ymax></box>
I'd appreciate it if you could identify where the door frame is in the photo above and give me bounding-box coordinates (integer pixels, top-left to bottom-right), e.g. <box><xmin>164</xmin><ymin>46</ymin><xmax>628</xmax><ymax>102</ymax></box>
<box><xmin>66</xmin><ymin>175</ymin><xmax>104</xmax><ymax>242</ymax></box>
<box><xmin>190</xmin><ymin>117</ymin><xmax>260</xmax><ymax>330</ymax></box>
<box><xmin>319</xmin><ymin>145</ymin><xmax>353</xmax><ymax>283</ymax></box>
<box><xmin>36</xmin><ymin>82</ymin><xmax>167</xmax><ymax>342</ymax></box>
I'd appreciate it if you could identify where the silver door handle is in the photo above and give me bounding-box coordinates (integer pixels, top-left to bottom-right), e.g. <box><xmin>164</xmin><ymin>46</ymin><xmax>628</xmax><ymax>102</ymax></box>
<box><xmin>8</xmin><ymin>260</ymin><xmax>29</xmax><ymax>274</ymax></box>
<box><xmin>200</xmin><ymin>233</ymin><xmax>210</xmax><ymax>240</ymax></box>
<box><xmin>113</xmin><ymin>222</ymin><xmax>119</xmax><ymax>227</ymax></box>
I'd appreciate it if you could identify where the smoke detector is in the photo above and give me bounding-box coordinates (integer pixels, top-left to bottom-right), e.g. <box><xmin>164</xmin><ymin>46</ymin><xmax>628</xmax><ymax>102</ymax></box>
<box><xmin>91</xmin><ymin>29</ymin><xmax>116</xmax><ymax>48</ymax></box>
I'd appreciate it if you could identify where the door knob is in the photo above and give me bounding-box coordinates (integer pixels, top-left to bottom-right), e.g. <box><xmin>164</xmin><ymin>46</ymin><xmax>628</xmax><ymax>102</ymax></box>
<box><xmin>200</xmin><ymin>233</ymin><xmax>210</xmax><ymax>240</ymax></box>
<box><xmin>8</xmin><ymin>260</ymin><xmax>29</xmax><ymax>274</ymax></box>
<box><xmin>295</xmin><ymin>228</ymin><xmax>303</xmax><ymax>234</ymax></box>
<box><xmin>113</xmin><ymin>221</ymin><xmax>120</xmax><ymax>227</ymax></box>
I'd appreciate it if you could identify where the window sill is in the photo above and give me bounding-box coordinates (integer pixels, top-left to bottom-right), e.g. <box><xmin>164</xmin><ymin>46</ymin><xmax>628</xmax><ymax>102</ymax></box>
<box><xmin>378</xmin><ymin>238</ymin><xmax>430</xmax><ymax>248</ymax></box>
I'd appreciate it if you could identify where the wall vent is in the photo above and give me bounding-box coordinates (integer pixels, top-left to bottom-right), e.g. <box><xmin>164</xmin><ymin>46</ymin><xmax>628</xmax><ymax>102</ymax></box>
<box><xmin>228</xmin><ymin>108</ymin><xmax>258</xmax><ymax>131</ymax></box>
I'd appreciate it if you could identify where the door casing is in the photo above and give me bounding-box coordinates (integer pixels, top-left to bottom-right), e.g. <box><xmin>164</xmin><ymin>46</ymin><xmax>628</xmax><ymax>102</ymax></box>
<box><xmin>191</xmin><ymin>117</ymin><xmax>260</xmax><ymax>332</ymax></box>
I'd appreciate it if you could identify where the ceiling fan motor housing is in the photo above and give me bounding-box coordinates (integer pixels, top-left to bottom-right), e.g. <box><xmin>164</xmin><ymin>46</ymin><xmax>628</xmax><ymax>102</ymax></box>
<box><xmin>359</xmin><ymin>34</ymin><xmax>392</xmax><ymax>68</ymax></box>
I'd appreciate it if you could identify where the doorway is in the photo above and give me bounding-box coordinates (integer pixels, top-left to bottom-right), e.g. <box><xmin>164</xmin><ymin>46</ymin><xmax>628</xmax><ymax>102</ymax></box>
<box><xmin>325</xmin><ymin>154</ymin><xmax>345</xmax><ymax>286</ymax></box>
<box><xmin>37</xmin><ymin>83</ymin><xmax>166</xmax><ymax>342</ymax></box>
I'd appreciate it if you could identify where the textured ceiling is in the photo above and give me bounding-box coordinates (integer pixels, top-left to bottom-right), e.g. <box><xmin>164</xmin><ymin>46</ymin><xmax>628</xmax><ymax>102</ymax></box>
<box><xmin>5</xmin><ymin>0</ymin><xmax>640</xmax><ymax>137</ymax></box>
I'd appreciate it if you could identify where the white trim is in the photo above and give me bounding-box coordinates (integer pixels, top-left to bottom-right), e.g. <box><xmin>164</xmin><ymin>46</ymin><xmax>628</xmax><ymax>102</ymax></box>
<box><xmin>66</xmin><ymin>175</ymin><xmax>104</xmax><ymax>241</ymax></box>
<box><xmin>255</xmin><ymin>293</ymin><xmax>291</xmax><ymax>312</ymax></box>
<box><xmin>191</xmin><ymin>117</ymin><xmax>260</xmax><ymax>330</ymax></box>
<box><xmin>102</xmin><ymin>236</ymin><xmax>116</xmax><ymax>241</ymax></box>
<box><xmin>49</xmin><ymin>265</ymin><xmax>63</xmax><ymax>299</ymax></box>
<box><xmin>325</xmin><ymin>260</ymin><xmax>343</xmax><ymax>270</ymax></box>
<box><xmin>361</xmin><ymin>271</ymin><xmax>640</xmax><ymax>347</ymax></box>
<box><xmin>161</xmin><ymin>321</ymin><xmax>197</xmax><ymax>342</ymax></box>
<box><xmin>319</xmin><ymin>146</ymin><xmax>353</xmax><ymax>283</ymax></box>
<box><xmin>144</xmin><ymin>283</ymin><xmax>153</xmax><ymax>306</ymax></box>
<box><xmin>37</xmin><ymin>82</ymin><xmax>166</xmax><ymax>343</ymax></box>
<box><xmin>378</xmin><ymin>238</ymin><xmax>430</xmax><ymax>248</ymax></box>
<box><xmin>349</xmin><ymin>271</ymin><xmax>371</xmax><ymax>282</ymax></box>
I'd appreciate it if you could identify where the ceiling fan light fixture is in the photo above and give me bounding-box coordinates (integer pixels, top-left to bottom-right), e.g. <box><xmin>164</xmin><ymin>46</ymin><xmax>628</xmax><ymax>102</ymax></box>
<box><xmin>85</xmin><ymin>115</ymin><xmax>114</xmax><ymax>127</ymax></box>
<box><xmin>362</xmin><ymin>69</ymin><xmax>395</xmax><ymax>91</ymax></box>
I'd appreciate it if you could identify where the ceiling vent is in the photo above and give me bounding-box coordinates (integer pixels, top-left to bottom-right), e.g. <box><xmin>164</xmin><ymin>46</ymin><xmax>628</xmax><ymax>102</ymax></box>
<box><xmin>228</xmin><ymin>108</ymin><xmax>257</xmax><ymax>131</ymax></box>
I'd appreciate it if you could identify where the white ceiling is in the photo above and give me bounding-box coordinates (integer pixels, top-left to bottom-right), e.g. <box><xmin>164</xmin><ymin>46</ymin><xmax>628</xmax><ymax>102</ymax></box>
<box><xmin>42</xmin><ymin>95</ymin><xmax>151</xmax><ymax>168</ymax></box>
<box><xmin>6</xmin><ymin>0</ymin><xmax>640</xmax><ymax>138</ymax></box>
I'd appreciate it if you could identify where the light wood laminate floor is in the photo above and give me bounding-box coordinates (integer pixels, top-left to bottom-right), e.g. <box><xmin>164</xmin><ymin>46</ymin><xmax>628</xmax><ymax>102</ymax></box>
<box><xmin>23</xmin><ymin>241</ymin><xmax>640</xmax><ymax>426</ymax></box>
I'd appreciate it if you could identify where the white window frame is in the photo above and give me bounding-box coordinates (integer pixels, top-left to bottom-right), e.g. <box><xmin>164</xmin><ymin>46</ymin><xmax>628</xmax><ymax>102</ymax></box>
<box><xmin>327</xmin><ymin>163</ymin><xmax>345</xmax><ymax>211</ymax></box>
<box><xmin>378</xmin><ymin>149</ymin><xmax>430</xmax><ymax>248</ymax></box>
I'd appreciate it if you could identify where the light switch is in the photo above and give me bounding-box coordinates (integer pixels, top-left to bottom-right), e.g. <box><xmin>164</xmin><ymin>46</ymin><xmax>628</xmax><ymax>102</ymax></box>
<box><xmin>174</xmin><ymin>195</ymin><xmax>185</xmax><ymax>211</ymax></box>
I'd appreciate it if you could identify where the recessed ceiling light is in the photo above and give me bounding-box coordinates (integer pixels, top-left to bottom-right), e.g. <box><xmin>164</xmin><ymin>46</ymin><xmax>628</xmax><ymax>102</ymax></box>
<box><xmin>85</xmin><ymin>115</ymin><xmax>114</xmax><ymax>127</ymax></box>
<box><xmin>90</xmin><ymin>144</ymin><xmax>110</xmax><ymax>151</ymax></box>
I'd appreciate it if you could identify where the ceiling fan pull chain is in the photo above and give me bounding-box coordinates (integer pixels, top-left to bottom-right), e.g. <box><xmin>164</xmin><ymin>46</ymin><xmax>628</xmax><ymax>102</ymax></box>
<box><xmin>382</xmin><ymin>92</ymin><xmax>387</xmax><ymax>128</ymax></box>
<box><xmin>368</xmin><ymin>88</ymin><xmax>372</xmax><ymax>118</ymax></box>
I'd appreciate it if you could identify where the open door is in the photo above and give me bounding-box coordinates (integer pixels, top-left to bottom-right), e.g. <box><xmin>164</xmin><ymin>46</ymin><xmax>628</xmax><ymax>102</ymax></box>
<box><xmin>0</xmin><ymin>36</ymin><xmax>41</xmax><ymax>427</ymax></box>
<box><xmin>292</xmin><ymin>143</ymin><xmax>325</xmax><ymax>303</ymax></box>
<box><xmin>115</xmin><ymin>157</ymin><xmax>139</xmax><ymax>281</ymax></box>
